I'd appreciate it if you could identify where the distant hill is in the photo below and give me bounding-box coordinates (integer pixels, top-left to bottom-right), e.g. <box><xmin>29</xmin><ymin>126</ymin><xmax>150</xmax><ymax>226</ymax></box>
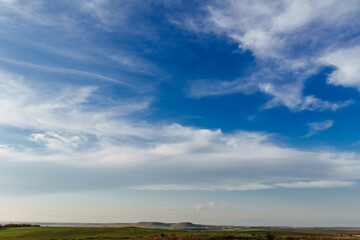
<box><xmin>37</xmin><ymin>221</ymin><xmax>205</xmax><ymax>229</ymax></box>
<box><xmin>133</xmin><ymin>222</ymin><xmax>172</xmax><ymax>228</ymax></box>
<box><xmin>170</xmin><ymin>222</ymin><xmax>203</xmax><ymax>229</ymax></box>
<box><xmin>131</xmin><ymin>221</ymin><xmax>205</xmax><ymax>229</ymax></box>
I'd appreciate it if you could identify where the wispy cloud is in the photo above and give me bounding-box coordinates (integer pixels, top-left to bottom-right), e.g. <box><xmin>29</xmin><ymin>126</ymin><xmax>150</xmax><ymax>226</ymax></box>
<box><xmin>0</xmin><ymin>2</ymin><xmax>359</xmax><ymax>197</ymax></box>
<box><xmin>0</xmin><ymin>58</ymin><xmax>133</xmax><ymax>87</ymax></box>
<box><xmin>305</xmin><ymin>120</ymin><xmax>335</xmax><ymax>137</ymax></box>
<box><xmin>260</xmin><ymin>83</ymin><xmax>353</xmax><ymax>112</ymax></box>
<box><xmin>0</xmin><ymin>72</ymin><xmax>360</xmax><ymax>192</ymax></box>
<box><xmin>0</xmin><ymin>70</ymin><xmax>149</xmax><ymax>140</ymax></box>
<box><xmin>134</xmin><ymin>180</ymin><xmax>356</xmax><ymax>192</ymax></box>
<box><xmin>0</xmin><ymin>70</ymin><xmax>359</xmax><ymax>194</ymax></box>
<box><xmin>77</xmin><ymin>0</ymin><xmax>156</xmax><ymax>35</ymax></box>
<box><xmin>182</xmin><ymin>0</ymin><xmax>359</xmax><ymax>111</ymax></box>
<box><xmin>189</xmin><ymin>78</ymin><xmax>352</xmax><ymax>112</ymax></box>
<box><xmin>275</xmin><ymin>180</ymin><xmax>354</xmax><ymax>189</ymax></box>
<box><xmin>29</xmin><ymin>132</ymin><xmax>86</xmax><ymax>152</ymax></box>
<box><xmin>193</xmin><ymin>204</ymin><xmax>206</xmax><ymax>211</ymax></box>
<box><xmin>110</xmin><ymin>52</ymin><xmax>167</xmax><ymax>78</ymax></box>
<box><xmin>193</xmin><ymin>202</ymin><xmax>216</xmax><ymax>211</ymax></box>
<box><xmin>0</xmin><ymin>0</ymin><xmax>164</xmax><ymax>82</ymax></box>
<box><xmin>131</xmin><ymin>183</ymin><xmax>275</xmax><ymax>191</ymax></box>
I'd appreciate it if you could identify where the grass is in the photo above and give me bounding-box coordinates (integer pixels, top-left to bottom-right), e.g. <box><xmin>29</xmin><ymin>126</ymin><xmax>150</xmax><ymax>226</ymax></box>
<box><xmin>0</xmin><ymin>227</ymin><xmax>359</xmax><ymax>240</ymax></box>
<box><xmin>0</xmin><ymin>227</ymin><xmax>183</xmax><ymax>240</ymax></box>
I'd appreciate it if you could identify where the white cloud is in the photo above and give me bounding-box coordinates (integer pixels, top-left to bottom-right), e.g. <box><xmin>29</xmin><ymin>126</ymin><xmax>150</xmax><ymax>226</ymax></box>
<box><xmin>319</xmin><ymin>46</ymin><xmax>360</xmax><ymax>90</ymax></box>
<box><xmin>78</xmin><ymin>0</ymin><xmax>125</xmax><ymax>31</ymax></box>
<box><xmin>29</xmin><ymin>132</ymin><xmax>86</xmax><ymax>152</ymax></box>
<box><xmin>0</xmin><ymin>1</ymin><xmax>359</xmax><ymax>198</ymax></box>
<box><xmin>260</xmin><ymin>83</ymin><xmax>353</xmax><ymax>111</ymax></box>
<box><xmin>275</xmin><ymin>180</ymin><xmax>354</xmax><ymax>189</ymax></box>
<box><xmin>305</xmin><ymin>120</ymin><xmax>334</xmax><ymax>137</ymax></box>
<box><xmin>110</xmin><ymin>53</ymin><xmax>166</xmax><ymax>78</ymax></box>
<box><xmin>308</xmin><ymin>120</ymin><xmax>334</xmax><ymax>131</ymax></box>
<box><xmin>206</xmin><ymin>0</ymin><xmax>359</xmax><ymax>61</ymax></box>
<box><xmin>193</xmin><ymin>202</ymin><xmax>216</xmax><ymax>211</ymax></box>
<box><xmin>188</xmin><ymin>76</ymin><xmax>258</xmax><ymax>98</ymax></box>
<box><xmin>77</xmin><ymin>0</ymin><xmax>155</xmax><ymax>35</ymax></box>
<box><xmin>0</xmin><ymin>0</ymin><xmax>82</xmax><ymax>29</ymax></box>
<box><xmin>2</xmin><ymin>0</ymin><xmax>356</xmax><ymax>113</ymax></box>
<box><xmin>193</xmin><ymin>204</ymin><xmax>205</xmax><ymax>211</ymax></box>
<box><xmin>131</xmin><ymin>183</ymin><xmax>275</xmax><ymax>191</ymax></box>
<box><xmin>0</xmin><ymin>0</ymin><xmax>163</xmax><ymax>80</ymax></box>
<box><xmin>0</xmin><ymin>70</ymin><xmax>150</xmax><ymax>140</ymax></box>
<box><xmin>300</xmin><ymin>96</ymin><xmax>353</xmax><ymax>112</ymax></box>
<box><xmin>132</xmin><ymin>180</ymin><xmax>356</xmax><ymax>191</ymax></box>
<box><xmin>2</xmin><ymin>121</ymin><xmax>360</xmax><ymax>193</ymax></box>
<box><xmin>183</xmin><ymin>0</ymin><xmax>359</xmax><ymax>111</ymax></box>
<box><xmin>0</xmin><ymin>69</ymin><xmax>359</xmax><ymax>194</ymax></box>
<box><xmin>0</xmin><ymin>0</ymin><xmax>16</xmax><ymax>3</ymax></box>
<box><xmin>0</xmin><ymin>58</ymin><xmax>133</xmax><ymax>87</ymax></box>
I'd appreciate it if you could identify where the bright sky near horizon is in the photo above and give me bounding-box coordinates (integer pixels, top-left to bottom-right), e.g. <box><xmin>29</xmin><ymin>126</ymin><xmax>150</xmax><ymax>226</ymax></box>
<box><xmin>0</xmin><ymin>0</ymin><xmax>360</xmax><ymax>227</ymax></box>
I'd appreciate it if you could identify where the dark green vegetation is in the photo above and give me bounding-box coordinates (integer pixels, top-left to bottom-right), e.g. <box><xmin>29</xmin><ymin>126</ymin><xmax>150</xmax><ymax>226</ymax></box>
<box><xmin>0</xmin><ymin>226</ymin><xmax>360</xmax><ymax>240</ymax></box>
<box><xmin>0</xmin><ymin>223</ymin><xmax>40</xmax><ymax>228</ymax></box>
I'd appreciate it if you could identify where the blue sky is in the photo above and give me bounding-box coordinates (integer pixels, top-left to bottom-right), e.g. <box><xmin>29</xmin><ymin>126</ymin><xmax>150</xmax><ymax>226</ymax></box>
<box><xmin>1</xmin><ymin>0</ymin><xmax>360</xmax><ymax>226</ymax></box>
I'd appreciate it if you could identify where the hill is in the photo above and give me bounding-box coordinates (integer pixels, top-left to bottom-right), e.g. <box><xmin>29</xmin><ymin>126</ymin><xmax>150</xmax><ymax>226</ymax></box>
<box><xmin>170</xmin><ymin>222</ymin><xmax>204</xmax><ymax>229</ymax></box>
<box><xmin>134</xmin><ymin>222</ymin><xmax>172</xmax><ymax>228</ymax></box>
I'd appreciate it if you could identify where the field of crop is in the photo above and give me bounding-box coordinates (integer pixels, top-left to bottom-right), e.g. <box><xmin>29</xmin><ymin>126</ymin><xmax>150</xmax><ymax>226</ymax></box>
<box><xmin>0</xmin><ymin>227</ymin><xmax>359</xmax><ymax>240</ymax></box>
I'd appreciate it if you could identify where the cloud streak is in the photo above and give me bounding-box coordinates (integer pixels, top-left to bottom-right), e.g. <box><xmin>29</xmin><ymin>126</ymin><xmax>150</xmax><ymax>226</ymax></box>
<box><xmin>0</xmin><ymin>2</ymin><xmax>359</xmax><ymax>198</ymax></box>
<box><xmin>305</xmin><ymin>120</ymin><xmax>335</xmax><ymax>138</ymax></box>
<box><xmin>0</xmin><ymin>58</ymin><xmax>134</xmax><ymax>87</ymax></box>
<box><xmin>275</xmin><ymin>180</ymin><xmax>354</xmax><ymax>189</ymax></box>
<box><xmin>193</xmin><ymin>202</ymin><xmax>216</xmax><ymax>211</ymax></box>
<box><xmin>0</xmin><ymin>70</ymin><xmax>358</xmax><ymax>195</ymax></box>
<box><xmin>183</xmin><ymin>0</ymin><xmax>359</xmax><ymax>111</ymax></box>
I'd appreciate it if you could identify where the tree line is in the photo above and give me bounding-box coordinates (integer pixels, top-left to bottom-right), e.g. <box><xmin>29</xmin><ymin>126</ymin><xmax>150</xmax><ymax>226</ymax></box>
<box><xmin>0</xmin><ymin>223</ymin><xmax>40</xmax><ymax>228</ymax></box>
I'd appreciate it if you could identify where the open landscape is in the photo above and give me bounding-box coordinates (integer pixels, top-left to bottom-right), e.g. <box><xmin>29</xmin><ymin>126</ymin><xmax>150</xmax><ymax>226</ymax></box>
<box><xmin>1</xmin><ymin>223</ymin><xmax>360</xmax><ymax>240</ymax></box>
<box><xmin>1</xmin><ymin>1</ymin><xmax>360</xmax><ymax>239</ymax></box>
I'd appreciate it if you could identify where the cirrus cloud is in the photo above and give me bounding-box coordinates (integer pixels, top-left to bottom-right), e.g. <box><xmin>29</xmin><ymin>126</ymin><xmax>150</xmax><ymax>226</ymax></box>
<box><xmin>182</xmin><ymin>0</ymin><xmax>359</xmax><ymax>111</ymax></box>
<box><xmin>0</xmin><ymin>70</ymin><xmax>359</xmax><ymax>195</ymax></box>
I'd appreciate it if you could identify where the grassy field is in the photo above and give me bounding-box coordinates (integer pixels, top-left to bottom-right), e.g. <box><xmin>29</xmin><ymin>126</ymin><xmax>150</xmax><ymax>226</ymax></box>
<box><xmin>0</xmin><ymin>227</ymin><xmax>359</xmax><ymax>240</ymax></box>
<box><xmin>0</xmin><ymin>227</ymin><xmax>181</xmax><ymax>240</ymax></box>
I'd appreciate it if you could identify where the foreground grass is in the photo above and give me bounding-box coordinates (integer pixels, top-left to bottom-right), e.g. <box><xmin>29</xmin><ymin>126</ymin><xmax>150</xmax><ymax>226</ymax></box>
<box><xmin>0</xmin><ymin>227</ymin><xmax>359</xmax><ymax>240</ymax></box>
<box><xmin>0</xmin><ymin>227</ymin><xmax>184</xmax><ymax>240</ymax></box>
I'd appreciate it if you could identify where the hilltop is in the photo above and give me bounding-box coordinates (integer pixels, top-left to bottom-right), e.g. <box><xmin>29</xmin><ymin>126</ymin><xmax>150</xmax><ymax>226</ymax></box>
<box><xmin>134</xmin><ymin>222</ymin><xmax>172</xmax><ymax>228</ymax></box>
<box><xmin>170</xmin><ymin>222</ymin><xmax>204</xmax><ymax>229</ymax></box>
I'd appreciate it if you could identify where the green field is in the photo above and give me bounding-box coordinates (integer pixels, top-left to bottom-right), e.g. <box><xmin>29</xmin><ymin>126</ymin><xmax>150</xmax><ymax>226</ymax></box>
<box><xmin>0</xmin><ymin>226</ymin><xmax>358</xmax><ymax>240</ymax></box>
<box><xmin>0</xmin><ymin>227</ymin><xmax>184</xmax><ymax>240</ymax></box>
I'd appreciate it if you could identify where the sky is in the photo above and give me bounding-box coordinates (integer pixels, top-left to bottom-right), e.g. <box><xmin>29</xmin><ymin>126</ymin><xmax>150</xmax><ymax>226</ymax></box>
<box><xmin>0</xmin><ymin>0</ymin><xmax>360</xmax><ymax>227</ymax></box>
